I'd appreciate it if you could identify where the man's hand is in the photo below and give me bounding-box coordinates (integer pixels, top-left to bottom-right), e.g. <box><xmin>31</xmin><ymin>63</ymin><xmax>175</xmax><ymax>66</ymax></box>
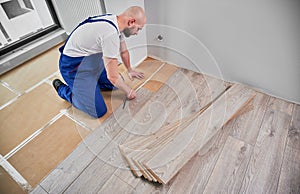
<box><xmin>128</xmin><ymin>69</ymin><xmax>145</xmax><ymax>80</ymax></box>
<box><xmin>127</xmin><ymin>89</ymin><xmax>136</xmax><ymax>100</ymax></box>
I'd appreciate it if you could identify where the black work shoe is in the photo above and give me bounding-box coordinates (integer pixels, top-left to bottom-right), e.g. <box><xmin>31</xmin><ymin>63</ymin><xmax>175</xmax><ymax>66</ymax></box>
<box><xmin>52</xmin><ymin>79</ymin><xmax>64</xmax><ymax>92</ymax></box>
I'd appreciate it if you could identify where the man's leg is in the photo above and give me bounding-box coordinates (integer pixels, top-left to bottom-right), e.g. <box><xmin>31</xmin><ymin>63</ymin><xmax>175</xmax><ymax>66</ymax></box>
<box><xmin>71</xmin><ymin>54</ymin><xmax>108</xmax><ymax>118</ymax></box>
<box><xmin>56</xmin><ymin>81</ymin><xmax>72</xmax><ymax>103</ymax></box>
<box><xmin>54</xmin><ymin>54</ymin><xmax>83</xmax><ymax>104</ymax></box>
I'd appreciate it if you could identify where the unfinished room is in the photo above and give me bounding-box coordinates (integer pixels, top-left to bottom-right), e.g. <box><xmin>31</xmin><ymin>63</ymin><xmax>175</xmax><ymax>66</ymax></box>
<box><xmin>0</xmin><ymin>0</ymin><xmax>299</xmax><ymax>193</ymax></box>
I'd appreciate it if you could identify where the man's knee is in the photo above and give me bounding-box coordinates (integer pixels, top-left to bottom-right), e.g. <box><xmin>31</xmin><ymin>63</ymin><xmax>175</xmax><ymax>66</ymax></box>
<box><xmin>96</xmin><ymin>105</ymin><xmax>107</xmax><ymax>118</ymax></box>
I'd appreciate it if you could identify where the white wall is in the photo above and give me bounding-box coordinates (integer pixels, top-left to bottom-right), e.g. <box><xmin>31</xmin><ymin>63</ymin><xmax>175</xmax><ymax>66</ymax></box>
<box><xmin>105</xmin><ymin>0</ymin><xmax>148</xmax><ymax>67</ymax></box>
<box><xmin>51</xmin><ymin>0</ymin><xmax>103</xmax><ymax>34</ymax></box>
<box><xmin>145</xmin><ymin>0</ymin><xmax>300</xmax><ymax>104</ymax></box>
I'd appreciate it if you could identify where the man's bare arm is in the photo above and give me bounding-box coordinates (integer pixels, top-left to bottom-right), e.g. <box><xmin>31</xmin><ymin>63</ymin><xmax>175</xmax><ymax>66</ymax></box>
<box><xmin>103</xmin><ymin>56</ymin><xmax>136</xmax><ymax>99</ymax></box>
<box><xmin>120</xmin><ymin>41</ymin><xmax>144</xmax><ymax>80</ymax></box>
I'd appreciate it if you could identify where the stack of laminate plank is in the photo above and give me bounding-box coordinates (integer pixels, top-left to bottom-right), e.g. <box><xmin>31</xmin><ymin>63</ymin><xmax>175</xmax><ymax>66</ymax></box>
<box><xmin>119</xmin><ymin>84</ymin><xmax>256</xmax><ymax>184</ymax></box>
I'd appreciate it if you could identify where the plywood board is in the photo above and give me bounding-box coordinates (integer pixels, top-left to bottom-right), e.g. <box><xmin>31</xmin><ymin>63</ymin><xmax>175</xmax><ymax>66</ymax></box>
<box><xmin>0</xmin><ymin>83</ymin><xmax>70</xmax><ymax>155</ymax></box>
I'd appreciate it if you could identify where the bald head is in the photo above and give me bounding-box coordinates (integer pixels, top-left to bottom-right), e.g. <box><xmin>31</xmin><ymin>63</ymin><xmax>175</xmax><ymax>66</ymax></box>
<box><xmin>117</xmin><ymin>6</ymin><xmax>146</xmax><ymax>37</ymax></box>
<box><xmin>123</xmin><ymin>6</ymin><xmax>146</xmax><ymax>24</ymax></box>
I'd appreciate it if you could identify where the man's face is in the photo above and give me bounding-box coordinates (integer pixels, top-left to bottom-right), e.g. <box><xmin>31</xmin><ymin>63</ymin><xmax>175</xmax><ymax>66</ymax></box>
<box><xmin>123</xmin><ymin>20</ymin><xmax>145</xmax><ymax>37</ymax></box>
<box><xmin>123</xmin><ymin>26</ymin><xmax>143</xmax><ymax>37</ymax></box>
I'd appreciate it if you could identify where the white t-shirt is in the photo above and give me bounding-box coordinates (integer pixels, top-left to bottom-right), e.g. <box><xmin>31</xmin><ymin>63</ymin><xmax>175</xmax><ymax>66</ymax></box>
<box><xmin>63</xmin><ymin>15</ymin><xmax>124</xmax><ymax>58</ymax></box>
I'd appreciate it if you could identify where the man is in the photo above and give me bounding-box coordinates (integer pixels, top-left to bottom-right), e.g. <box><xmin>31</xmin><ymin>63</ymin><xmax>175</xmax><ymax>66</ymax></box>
<box><xmin>53</xmin><ymin>6</ymin><xmax>146</xmax><ymax>118</ymax></box>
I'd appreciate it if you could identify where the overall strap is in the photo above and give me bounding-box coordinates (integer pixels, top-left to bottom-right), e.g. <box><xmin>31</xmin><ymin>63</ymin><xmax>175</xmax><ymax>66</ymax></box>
<box><xmin>59</xmin><ymin>14</ymin><xmax>118</xmax><ymax>53</ymax></box>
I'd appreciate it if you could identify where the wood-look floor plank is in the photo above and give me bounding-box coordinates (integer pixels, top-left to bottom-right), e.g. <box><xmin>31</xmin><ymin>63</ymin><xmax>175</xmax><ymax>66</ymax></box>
<box><xmin>119</xmin><ymin>69</ymin><xmax>229</xmax><ymax>181</ymax></box>
<box><xmin>31</xmin><ymin>59</ymin><xmax>298</xmax><ymax>192</ymax></box>
<box><xmin>39</xmin><ymin>88</ymin><xmax>153</xmax><ymax>193</ymax></box>
<box><xmin>91</xmin><ymin>68</ymin><xmax>218</xmax><ymax>188</ymax></box>
<box><xmin>203</xmin><ymin>136</ymin><xmax>253</xmax><ymax>193</ymax></box>
<box><xmin>239</xmin><ymin>108</ymin><xmax>292</xmax><ymax>194</ymax></box>
<box><xmin>230</xmin><ymin>92</ymin><xmax>270</xmax><ymax>145</ymax></box>
<box><xmin>104</xmin><ymin>69</ymin><xmax>205</xmax><ymax>182</ymax></box>
<box><xmin>63</xmin><ymin>157</ymin><xmax>114</xmax><ymax>194</ymax></box>
<box><xmin>64</xmin><ymin>110</ymin><xmax>150</xmax><ymax>193</ymax></box>
<box><xmin>98</xmin><ymin>174</ymin><xmax>134</xmax><ymax>193</ymax></box>
<box><xmin>133</xmin><ymin>179</ymin><xmax>170</xmax><ymax>194</ymax></box>
<box><xmin>29</xmin><ymin>185</ymin><xmax>47</xmax><ymax>194</ymax></box>
<box><xmin>277</xmin><ymin>146</ymin><xmax>300</xmax><ymax>193</ymax></box>
<box><xmin>169</xmin><ymin>92</ymin><xmax>269</xmax><ymax>193</ymax></box>
<box><xmin>70</xmin><ymin>124</ymin><xmax>139</xmax><ymax>193</ymax></box>
<box><xmin>287</xmin><ymin>104</ymin><xmax>300</xmax><ymax>150</ymax></box>
<box><xmin>268</xmin><ymin>96</ymin><xmax>294</xmax><ymax>115</ymax></box>
<box><xmin>144</xmin><ymin>84</ymin><xmax>255</xmax><ymax>184</ymax></box>
<box><xmin>166</xmin><ymin>118</ymin><xmax>236</xmax><ymax>193</ymax></box>
<box><xmin>119</xmin><ymin>70</ymin><xmax>201</xmax><ymax>178</ymax></box>
<box><xmin>63</xmin><ymin>76</ymin><xmax>194</xmax><ymax>192</ymax></box>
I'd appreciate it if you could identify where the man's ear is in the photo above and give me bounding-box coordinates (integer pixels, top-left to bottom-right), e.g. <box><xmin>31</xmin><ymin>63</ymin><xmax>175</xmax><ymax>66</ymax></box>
<box><xmin>128</xmin><ymin>18</ymin><xmax>136</xmax><ymax>27</ymax></box>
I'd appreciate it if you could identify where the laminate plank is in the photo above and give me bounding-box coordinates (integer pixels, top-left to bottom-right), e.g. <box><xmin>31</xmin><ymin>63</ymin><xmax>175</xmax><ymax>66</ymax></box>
<box><xmin>177</xmin><ymin>68</ymin><xmax>230</xmax><ymax>119</ymax></box>
<box><xmin>64</xmin><ymin>120</ymin><xmax>139</xmax><ymax>193</ymax></box>
<box><xmin>176</xmin><ymin>94</ymin><xmax>265</xmax><ymax>193</ymax></box>
<box><xmin>116</xmin><ymin>110</ymin><xmax>202</xmax><ymax>187</ymax></box>
<box><xmin>39</xmin><ymin>88</ymin><xmax>153</xmax><ymax>193</ymax></box>
<box><xmin>133</xmin><ymin>179</ymin><xmax>170</xmax><ymax>194</ymax></box>
<box><xmin>114</xmin><ymin>168</ymin><xmax>141</xmax><ymax>189</ymax></box>
<box><xmin>287</xmin><ymin>104</ymin><xmax>300</xmax><ymax>150</ymax></box>
<box><xmin>121</xmin><ymin>111</ymin><xmax>200</xmax><ymax>180</ymax></box>
<box><xmin>203</xmin><ymin>136</ymin><xmax>253</xmax><ymax>193</ymax></box>
<box><xmin>125</xmin><ymin>91</ymin><xmax>221</xmax><ymax>181</ymax></box>
<box><xmin>133</xmin><ymin>111</ymin><xmax>203</xmax><ymax>182</ymax></box>
<box><xmin>30</xmin><ymin>185</ymin><xmax>47</xmax><ymax>194</ymax></box>
<box><xmin>144</xmin><ymin>84</ymin><xmax>255</xmax><ymax>184</ymax></box>
<box><xmin>63</xmin><ymin>76</ymin><xmax>194</xmax><ymax>191</ymax></box>
<box><xmin>239</xmin><ymin>109</ymin><xmax>292</xmax><ymax>194</ymax></box>
<box><xmin>89</xmin><ymin>77</ymin><xmax>182</xmax><ymax>183</ymax></box>
<box><xmin>268</xmin><ymin>96</ymin><xmax>294</xmax><ymax>115</ymax></box>
<box><xmin>73</xmin><ymin>89</ymin><xmax>152</xmax><ymax>157</ymax></box>
<box><xmin>230</xmin><ymin>92</ymin><xmax>270</xmax><ymax>145</ymax></box>
<box><xmin>277</xmin><ymin>146</ymin><xmax>300</xmax><ymax>193</ymax></box>
<box><xmin>119</xmin><ymin>69</ymin><xmax>229</xmax><ymax>175</ymax></box>
<box><xmin>64</xmin><ymin>125</ymin><xmax>135</xmax><ymax>193</ymax></box>
<box><xmin>98</xmin><ymin>174</ymin><xmax>134</xmax><ymax>193</ymax></box>
<box><xmin>168</xmin><ymin>120</ymin><xmax>234</xmax><ymax>194</ymax></box>
<box><xmin>118</xmin><ymin>69</ymin><xmax>202</xmax><ymax>176</ymax></box>
<box><xmin>63</xmin><ymin>157</ymin><xmax>114</xmax><ymax>194</ymax></box>
<box><xmin>118</xmin><ymin>84</ymin><xmax>237</xmax><ymax>183</ymax></box>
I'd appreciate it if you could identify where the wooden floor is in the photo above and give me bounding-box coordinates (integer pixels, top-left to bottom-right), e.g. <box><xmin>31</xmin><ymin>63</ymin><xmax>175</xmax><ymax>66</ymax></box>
<box><xmin>31</xmin><ymin>59</ymin><xmax>300</xmax><ymax>194</ymax></box>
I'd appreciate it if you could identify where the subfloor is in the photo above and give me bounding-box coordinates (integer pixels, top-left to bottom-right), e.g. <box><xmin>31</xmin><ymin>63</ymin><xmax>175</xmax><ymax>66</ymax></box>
<box><xmin>0</xmin><ymin>44</ymin><xmax>299</xmax><ymax>194</ymax></box>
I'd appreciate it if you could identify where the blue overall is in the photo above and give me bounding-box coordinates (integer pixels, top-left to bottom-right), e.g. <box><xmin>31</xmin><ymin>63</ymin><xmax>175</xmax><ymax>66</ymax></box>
<box><xmin>57</xmin><ymin>15</ymin><xmax>118</xmax><ymax>118</ymax></box>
